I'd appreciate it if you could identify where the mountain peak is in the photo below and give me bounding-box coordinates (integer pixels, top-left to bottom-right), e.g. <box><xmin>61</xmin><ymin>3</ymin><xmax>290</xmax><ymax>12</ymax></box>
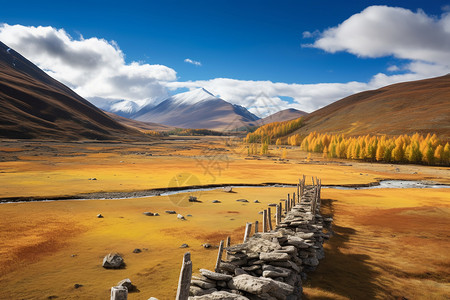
<box><xmin>171</xmin><ymin>87</ymin><xmax>218</xmax><ymax>105</ymax></box>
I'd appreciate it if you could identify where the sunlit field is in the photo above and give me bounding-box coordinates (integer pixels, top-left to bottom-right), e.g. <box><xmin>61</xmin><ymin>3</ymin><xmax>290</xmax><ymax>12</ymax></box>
<box><xmin>0</xmin><ymin>137</ymin><xmax>449</xmax><ymax>299</ymax></box>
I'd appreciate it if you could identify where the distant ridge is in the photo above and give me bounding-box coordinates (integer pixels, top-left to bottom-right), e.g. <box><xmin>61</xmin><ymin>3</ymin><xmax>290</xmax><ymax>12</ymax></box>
<box><xmin>288</xmin><ymin>74</ymin><xmax>450</xmax><ymax>139</ymax></box>
<box><xmin>133</xmin><ymin>88</ymin><xmax>260</xmax><ymax>130</ymax></box>
<box><xmin>0</xmin><ymin>41</ymin><xmax>142</xmax><ymax>140</ymax></box>
<box><xmin>257</xmin><ymin>108</ymin><xmax>308</xmax><ymax>125</ymax></box>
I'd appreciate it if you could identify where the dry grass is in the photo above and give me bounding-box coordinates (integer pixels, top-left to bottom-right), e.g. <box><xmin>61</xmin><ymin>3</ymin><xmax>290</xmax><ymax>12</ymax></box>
<box><xmin>303</xmin><ymin>189</ymin><xmax>450</xmax><ymax>300</ymax></box>
<box><xmin>0</xmin><ymin>138</ymin><xmax>449</xmax><ymax>299</ymax></box>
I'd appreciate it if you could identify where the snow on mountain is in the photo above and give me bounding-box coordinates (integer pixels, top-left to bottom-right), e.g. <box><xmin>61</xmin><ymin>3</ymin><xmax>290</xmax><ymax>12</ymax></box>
<box><xmin>133</xmin><ymin>88</ymin><xmax>261</xmax><ymax>130</ymax></box>
<box><xmin>89</xmin><ymin>98</ymin><xmax>144</xmax><ymax>118</ymax></box>
<box><xmin>170</xmin><ymin>88</ymin><xmax>217</xmax><ymax>105</ymax></box>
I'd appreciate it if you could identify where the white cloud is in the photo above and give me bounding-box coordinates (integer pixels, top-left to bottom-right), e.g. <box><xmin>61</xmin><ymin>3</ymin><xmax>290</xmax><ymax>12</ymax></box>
<box><xmin>387</xmin><ymin>65</ymin><xmax>400</xmax><ymax>72</ymax></box>
<box><xmin>2</xmin><ymin>6</ymin><xmax>450</xmax><ymax>120</ymax></box>
<box><xmin>305</xmin><ymin>6</ymin><xmax>450</xmax><ymax>66</ymax></box>
<box><xmin>184</xmin><ymin>58</ymin><xmax>202</xmax><ymax>66</ymax></box>
<box><xmin>0</xmin><ymin>24</ymin><xmax>176</xmax><ymax>106</ymax></box>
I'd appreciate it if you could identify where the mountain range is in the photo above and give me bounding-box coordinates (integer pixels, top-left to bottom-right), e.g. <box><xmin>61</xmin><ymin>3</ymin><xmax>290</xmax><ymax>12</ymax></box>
<box><xmin>0</xmin><ymin>41</ymin><xmax>448</xmax><ymax>140</ymax></box>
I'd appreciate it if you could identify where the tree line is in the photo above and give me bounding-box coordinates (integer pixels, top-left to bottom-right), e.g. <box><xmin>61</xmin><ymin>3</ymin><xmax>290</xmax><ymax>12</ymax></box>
<box><xmin>244</xmin><ymin>117</ymin><xmax>303</xmax><ymax>144</ymax></box>
<box><xmin>298</xmin><ymin>132</ymin><xmax>449</xmax><ymax>166</ymax></box>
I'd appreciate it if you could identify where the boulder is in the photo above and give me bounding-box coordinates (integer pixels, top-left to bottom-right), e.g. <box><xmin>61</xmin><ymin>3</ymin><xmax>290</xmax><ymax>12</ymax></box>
<box><xmin>191</xmin><ymin>279</ymin><xmax>216</xmax><ymax>289</ymax></box>
<box><xmin>102</xmin><ymin>253</ymin><xmax>124</xmax><ymax>269</ymax></box>
<box><xmin>223</xmin><ymin>186</ymin><xmax>233</xmax><ymax>193</ymax></box>
<box><xmin>259</xmin><ymin>252</ymin><xmax>290</xmax><ymax>262</ymax></box>
<box><xmin>117</xmin><ymin>278</ymin><xmax>136</xmax><ymax>292</ymax></box>
<box><xmin>228</xmin><ymin>274</ymin><xmax>273</xmax><ymax>295</ymax></box>
<box><xmin>200</xmin><ymin>269</ymin><xmax>233</xmax><ymax>281</ymax></box>
<box><xmin>180</xmin><ymin>243</ymin><xmax>189</xmax><ymax>248</ymax></box>
<box><xmin>97</xmin><ymin>214</ymin><xmax>104</xmax><ymax>218</ymax></box>
<box><xmin>177</xmin><ymin>214</ymin><xmax>186</xmax><ymax>220</ymax></box>
<box><xmin>143</xmin><ymin>212</ymin><xmax>154</xmax><ymax>216</ymax></box>
<box><xmin>132</xmin><ymin>248</ymin><xmax>142</xmax><ymax>253</ymax></box>
<box><xmin>190</xmin><ymin>286</ymin><xmax>217</xmax><ymax>296</ymax></box>
<box><xmin>212</xmin><ymin>200</ymin><xmax>221</xmax><ymax>203</ymax></box>
<box><xmin>189</xmin><ymin>291</ymin><xmax>249</xmax><ymax>300</ymax></box>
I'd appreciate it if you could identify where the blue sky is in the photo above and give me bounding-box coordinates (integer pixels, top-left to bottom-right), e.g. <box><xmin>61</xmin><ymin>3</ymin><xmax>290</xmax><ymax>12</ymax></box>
<box><xmin>1</xmin><ymin>0</ymin><xmax>450</xmax><ymax>114</ymax></box>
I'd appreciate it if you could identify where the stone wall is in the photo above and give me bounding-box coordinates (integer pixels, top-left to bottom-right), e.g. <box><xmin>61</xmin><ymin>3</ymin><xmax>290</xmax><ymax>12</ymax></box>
<box><xmin>186</xmin><ymin>181</ymin><xmax>332</xmax><ymax>300</ymax></box>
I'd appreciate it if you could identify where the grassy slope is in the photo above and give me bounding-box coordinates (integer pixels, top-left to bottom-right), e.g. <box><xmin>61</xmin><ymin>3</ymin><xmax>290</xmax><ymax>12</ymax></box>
<box><xmin>291</xmin><ymin>74</ymin><xmax>450</xmax><ymax>139</ymax></box>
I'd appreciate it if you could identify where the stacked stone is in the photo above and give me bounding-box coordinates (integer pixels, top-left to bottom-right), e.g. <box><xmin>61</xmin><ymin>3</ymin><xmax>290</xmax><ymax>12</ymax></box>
<box><xmin>188</xmin><ymin>184</ymin><xmax>332</xmax><ymax>300</ymax></box>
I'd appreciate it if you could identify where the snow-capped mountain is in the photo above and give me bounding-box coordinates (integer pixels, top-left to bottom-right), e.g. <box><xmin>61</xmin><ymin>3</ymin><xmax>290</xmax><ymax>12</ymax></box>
<box><xmin>133</xmin><ymin>88</ymin><xmax>260</xmax><ymax>130</ymax></box>
<box><xmin>89</xmin><ymin>98</ymin><xmax>143</xmax><ymax>118</ymax></box>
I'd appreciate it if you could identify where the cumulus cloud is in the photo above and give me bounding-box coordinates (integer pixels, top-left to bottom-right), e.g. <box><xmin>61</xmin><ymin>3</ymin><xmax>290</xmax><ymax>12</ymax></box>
<box><xmin>184</xmin><ymin>58</ymin><xmax>202</xmax><ymax>66</ymax></box>
<box><xmin>306</xmin><ymin>6</ymin><xmax>450</xmax><ymax>64</ymax></box>
<box><xmin>0</xmin><ymin>24</ymin><xmax>176</xmax><ymax>106</ymax></box>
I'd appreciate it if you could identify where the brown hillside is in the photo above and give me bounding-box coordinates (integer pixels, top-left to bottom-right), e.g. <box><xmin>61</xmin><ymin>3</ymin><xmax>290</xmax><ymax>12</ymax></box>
<box><xmin>293</xmin><ymin>75</ymin><xmax>450</xmax><ymax>139</ymax></box>
<box><xmin>0</xmin><ymin>41</ymin><xmax>142</xmax><ymax>140</ymax></box>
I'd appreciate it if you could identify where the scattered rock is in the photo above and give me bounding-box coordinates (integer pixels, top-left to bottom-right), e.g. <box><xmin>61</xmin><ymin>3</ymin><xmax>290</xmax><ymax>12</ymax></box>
<box><xmin>74</xmin><ymin>283</ymin><xmax>83</xmax><ymax>289</ymax></box>
<box><xmin>102</xmin><ymin>253</ymin><xmax>124</xmax><ymax>269</ymax></box>
<box><xmin>180</xmin><ymin>243</ymin><xmax>189</xmax><ymax>248</ymax></box>
<box><xmin>97</xmin><ymin>214</ymin><xmax>104</xmax><ymax>218</ymax></box>
<box><xmin>117</xmin><ymin>278</ymin><xmax>137</xmax><ymax>292</ymax></box>
<box><xmin>177</xmin><ymin>214</ymin><xmax>186</xmax><ymax>220</ymax></box>
<box><xmin>189</xmin><ymin>196</ymin><xmax>201</xmax><ymax>202</ymax></box>
<box><xmin>153</xmin><ymin>213</ymin><xmax>160</xmax><ymax>216</ymax></box>
<box><xmin>223</xmin><ymin>186</ymin><xmax>233</xmax><ymax>193</ymax></box>
<box><xmin>253</xmin><ymin>200</ymin><xmax>260</xmax><ymax>203</ymax></box>
<box><xmin>203</xmin><ymin>243</ymin><xmax>211</xmax><ymax>248</ymax></box>
<box><xmin>132</xmin><ymin>248</ymin><xmax>142</xmax><ymax>253</ymax></box>
<box><xmin>187</xmin><ymin>214</ymin><xmax>193</xmax><ymax>217</ymax></box>
<box><xmin>165</xmin><ymin>210</ymin><xmax>176</xmax><ymax>214</ymax></box>
<box><xmin>88</xmin><ymin>178</ymin><xmax>97</xmax><ymax>180</ymax></box>
<box><xmin>212</xmin><ymin>200</ymin><xmax>221</xmax><ymax>203</ymax></box>
<box><xmin>143</xmin><ymin>212</ymin><xmax>154</xmax><ymax>216</ymax></box>
<box><xmin>71</xmin><ymin>254</ymin><xmax>77</xmax><ymax>257</ymax></box>
<box><xmin>236</xmin><ymin>199</ymin><xmax>249</xmax><ymax>203</ymax></box>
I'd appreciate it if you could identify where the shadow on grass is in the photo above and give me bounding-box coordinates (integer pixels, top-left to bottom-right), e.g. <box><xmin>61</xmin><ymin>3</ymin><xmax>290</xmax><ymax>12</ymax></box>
<box><xmin>303</xmin><ymin>198</ymin><xmax>380</xmax><ymax>300</ymax></box>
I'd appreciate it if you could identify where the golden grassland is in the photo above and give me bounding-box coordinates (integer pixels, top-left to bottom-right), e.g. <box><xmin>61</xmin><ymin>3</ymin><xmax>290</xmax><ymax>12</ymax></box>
<box><xmin>1</xmin><ymin>137</ymin><xmax>449</xmax><ymax>199</ymax></box>
<box><xmin>0</xmin><ymin>137</ymin><xmax>449</xmax><ymax>299</ymax></box>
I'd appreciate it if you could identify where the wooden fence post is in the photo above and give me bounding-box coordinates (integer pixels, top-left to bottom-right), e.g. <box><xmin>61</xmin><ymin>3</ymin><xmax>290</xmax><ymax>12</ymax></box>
<box><xmin>275</xmin><ymin>204</ymin><xmax>280</xmax><ymax>226</ymax></box>
<box><xmin>254</xmin><ymin>220</ymin><xmax>259</xmax><ymax>233</ymax></box>
<box><xmin>175</xmin><ymin>252</ymin><xmax>192</xmax><ymax>300</ymax></box>
<box><xmin>215</xmin><ymin>240</ymin><xmax>224</xmax><ymax>272</ymax></box>
<box><xmin>267</xmin><ymin>207</ymin><xmax>273</xmax><ymax>231</ymax></box>
<box><xmin>293</xmin><ymin>192</ymin><xmax>296</xmax><ymax>207</ymax></box>
<box><xmin>262</xmin><ymin>210</ymin><xmax>268</xmax><ymax>233</ymax></box>
<box><xmin>243</xmin><ymin>223</ymin><xmax>252</xmax><ymax>243</ymax></box>
<box><xmin>225</xmin><ymin>236</ymin><xmax>231</xmax><ymax>260</ymax></box>
<box><xmin>111</xmin><ymin>286</ymin><xmax>127</xmax><ymax>300</ymax></box>
<box><xmin>284</xmin><ymin>199</ymin><xmax>288</xmax><ymax>213</ymax></box>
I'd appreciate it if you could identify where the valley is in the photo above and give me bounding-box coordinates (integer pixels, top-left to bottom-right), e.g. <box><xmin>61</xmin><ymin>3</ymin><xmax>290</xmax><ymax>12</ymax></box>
<box><xmin>0</xmin><ymin>138</ymin><xmax>449</xmax><ymax>299</ymax></box>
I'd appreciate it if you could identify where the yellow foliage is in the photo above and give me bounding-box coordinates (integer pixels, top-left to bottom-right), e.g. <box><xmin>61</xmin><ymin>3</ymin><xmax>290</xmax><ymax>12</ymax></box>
<box><xmin>299</xmin><ymin>132</ymin><xmax>448</xmax><ymax>166</ymax></box>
